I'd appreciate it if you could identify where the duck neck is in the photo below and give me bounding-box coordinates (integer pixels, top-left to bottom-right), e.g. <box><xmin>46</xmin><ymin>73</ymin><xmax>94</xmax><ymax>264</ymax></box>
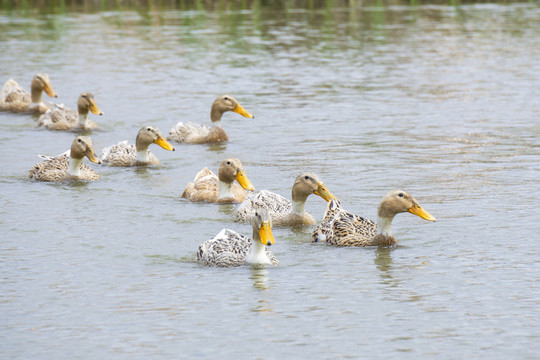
<box><xmin>213</xmin><ymin>120</ymin><xmax>223</xmax><ymax>128</ymax></box>
<box><xmin>136</xmin><ymin>149</ymin><xmax>150</xmax><ymax>163</ymax></box>
<box><xmin>135</xmin><ymin>139</ymin><xmax>150</xmax><ymax>163</ymax></box>
<box><xmin>68</xmin><ymin>156</ymin><xmax>83</xmax><ymax>177</ymax></box>
<box><xmin>218</xmin><ymin>180</ymin><xmax>234</xmax><ymax>200</ymax></box>
<box><xmin>376</xmin><ymin>216</ymin><xmax>395</xmax><ymax>237</ymax></box>
<box><xmin>210</xmin><ymin>106</ymin><xmax>224</xmax><ymax>123</ymax></box>
<box><xmin>77</xmin><ymin>111</ymin><xmax>89</xmax><ymax>128</ymax></box>
<box><xmin>247</xmin><ymin>233</ymin><xmax>271</xmax><ymax>265</ymax></box>
<box><xmin>292</xmin><ymin>200</ymin><xmax>306</xmax><ymax>215</ymax></box>
<box><xmin>30</xmin><ymin>84</ymin><xmax>43</xmax><ymax>104</ymax></box>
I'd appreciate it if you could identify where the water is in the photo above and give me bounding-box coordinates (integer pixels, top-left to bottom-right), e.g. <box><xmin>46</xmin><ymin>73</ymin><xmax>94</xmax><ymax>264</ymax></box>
<box><xmin>1</xmin><ymin>1</ymin><xmax>539</xmax><ymax>358</ymax></box>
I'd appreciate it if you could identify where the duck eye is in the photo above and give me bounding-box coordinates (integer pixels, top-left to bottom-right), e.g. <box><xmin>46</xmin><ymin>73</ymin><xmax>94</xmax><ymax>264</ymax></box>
<box><xmin>77</xmin><ymin>139</ymin><xmax>82</xmax><ymax>143</ymax></box>
<box><xmin>304</xmin><ymin>176</ymin><xmax>309</xmax><ymax>180</ymax></box>
<box><xmin>227</xmin><ymin>161</ymin><xmax>231</xmax><ymax>165</ymax></box>
<box><xmin>224</xmin><ymin>97</ymin><xmax>229</xmax><ymax>101</ymax></box>
<box><xmin>399</xmin><ymin>193</ymin><xmax>404</xmax><ymax>197</ymax></box>
<box><xmin>147</xmin><ymin>128</ymin><xmax>151</xmax><ymax>131</ymax></box>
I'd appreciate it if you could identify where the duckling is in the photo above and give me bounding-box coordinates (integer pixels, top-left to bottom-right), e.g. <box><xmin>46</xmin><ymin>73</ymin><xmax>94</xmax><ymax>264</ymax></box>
<box><xmin>197</xmin><ymin>209</ymin><xmax>278</xmax><ymax>267</ymax></box>
<box><xmin>167</xmin><ymin>95</ymin><xmax>253</xmax><ymax>144</ymax></box>
<box><xmin>235</xmin><ymin>173</ymin><xmax>335</xmax><ymax>226</ymax></box>
<box><xmin>182</xmin><ymin>158</ymin><xmax>254</xmax><ymax>203</ymax></box>
<box><xmin>29</xmin><ymin>136</ymin><xmax>102</xmax><ymax>181</ymax></box>
<box><xmin>0</xmin><ymin>74</ymin><xmax>58</xmax><ymax>113</ymax></box>
<box><xmin>101</xmin><ymin>126</ymin><xmax>175</xmax><ymax>166</ymax></box>
<box><xmin>312</xmin><ymin>190</ymin><xmax>436</xmax><ymax>247</ymax></box>
<box><xmin>38</xmin><ymin>93</ymin><xmax>103</xmax><ymax>131</ymax></box>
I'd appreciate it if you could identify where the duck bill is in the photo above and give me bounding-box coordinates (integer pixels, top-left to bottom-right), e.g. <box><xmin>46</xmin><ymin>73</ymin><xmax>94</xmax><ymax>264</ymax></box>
<box><xmin>259</xmin><ymin>222</ymin><xmax>275</xmax><ymax>246</ymax></box>
<box><xmin>235</xmin><ymin>170</ymin><xmax>255</xmax><ymax>191</ymax></box>
<box><xmin>154</xmin><ymin>136</ymin><xmax>175</xmax><ymax>151</ymax></box>
<box><xmin>88</xmin><ymin>99</ymin><xmax>104</xmax><ymax>115</ymax></box>
<box><xmin>232</xmin><ymin>103</ymin><xmax>254</xmax><ymax>118</ymax></box>
<box><xmin>84</xmin><ymin>149</ymin><xmax>102</xmax><ymax>164</ymax></box>
<box><xmin>408</xmin><ymin>204</ymin><xmax>436</xmax><ymax>221</ymax></box>
<box><xmin>43</xmin><ymin>82</ymin><xmax>58</xmax><ymax>98</ymax></box>
<box><xmin>314</xmin><ymin>182</ymin><xmax>336</xmax><ymax>202</ymax></box>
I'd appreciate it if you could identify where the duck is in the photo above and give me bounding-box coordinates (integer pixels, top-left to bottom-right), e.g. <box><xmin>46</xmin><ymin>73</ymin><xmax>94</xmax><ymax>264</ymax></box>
<box><xmin>100</xmin><ymin>126</ymin><xmax>175</xmax><ymax>166</ymax></box>
<box><xmin>167</xmin><ymin>95</ymin><xmax>253</xmax><ymax>144</ymax></box>
<box><xmin>182</xmin><ymin>158</ymin><xmax>255</xmax><ymax>203</ymax></box>
<box><xmin>197</xmin><ymin>208</ymin><xmax>278</xmax><ymax>267</ymax></box>
<box><xmin>312</xmin><ymin>190</ymin><xmax>436</xmax><ymax>247</ymax></box>
<box><xmin>29</xmin><ymin>136</ymin><xmax>102</xmax><ymax>182</ymax></box>
<box><xmin>38</xmin><ymin>92</ymin><xmax>103</xmax><ymax>131</ymax></box>
<box><xmin>234</xmin><ymin>173</ymin><xmax>336</xmax><ymax>226</ymax></box>
<box><xmin>0</xmin><ymin>74</ymin><xmax>58</xmax><ymax>113</ymax></box>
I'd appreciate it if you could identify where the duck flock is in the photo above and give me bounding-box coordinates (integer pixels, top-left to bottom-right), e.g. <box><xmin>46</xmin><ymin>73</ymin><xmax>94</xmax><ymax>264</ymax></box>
<box><xmin>1</xmin><ymin>73</ymin><xmax>437</xmax><ymax>268</ymax></box>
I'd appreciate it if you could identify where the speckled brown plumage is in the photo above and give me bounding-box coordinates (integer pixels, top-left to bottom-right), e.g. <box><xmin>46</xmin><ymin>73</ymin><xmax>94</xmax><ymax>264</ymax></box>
<box><xmin>0</xmin><ymin>79</ymin><xmax>30</xmax><ymax>112</ymax></box>
<box><xmin>312</xmin><ymin>199</ymin><xmax>379</xmax><ymax>247</ymax></box>
<box><xmin>234</xmin><ymin>173</ymin><xmax>334</xmax><ymax>226</ymax></box>
<box><xmin>313</xmin><ymin>191</ymin><xmax>436</xmax><ymax>247</ymax></box>
<box><xmin>29</xmin><ymin>154</ymin><xmax>100</xmax><ymax>182</ymax></box>
<box><xmin>197</xmin><ymin>209</ymin><xmax>278</xmax><ymax>267</ymax></box>
<box><xmin>168</xmin><ymin>123</ymin><xmax>228</xmax><ymax>144</ymax></box>
<box><xmin>167</xmin><ymin>95</ymin><xmax>253</xmax><ymax>144</ymax></box>
<box><xmin>0</xmin><ymin>74</ymin><xmax>58</xmax><ymax>113</ymax></box>
<box><xmin>38</xmin><ymin>93</ymin><xmax>102</xmax><ymax>131</ymax></box>
<box><xmin>197</xmin><ymin>229</ymin><xmax>278</xmax><ymax>267</ymax></box>
<box><xmin>101</xmin><ymin>141</ymin><xmax>160</xmax><ymax>167</ymax></box>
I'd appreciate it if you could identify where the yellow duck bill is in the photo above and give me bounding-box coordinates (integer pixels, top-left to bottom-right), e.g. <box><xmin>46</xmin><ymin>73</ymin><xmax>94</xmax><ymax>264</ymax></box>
<box><xmin>235</xmin><ymin>170</ymin><xmax>255</xmax><ymax>191</ymax></box>
<box><xmin>154</xmin><ymin>136</ymin><xmax>176</xmax><ymax>151</ymax></box>
<box><xmin>258</xmin><ymin>222</ymin><xmax>275</xmax><ymax>246</ymax></box>
<box><xmin>314</xmin><ymin>182</ymin><xmax>336</xmax><ymax>202</ymax></box>
<box><xmin>408</xmin><ymin>204</ymin><xmax>436</xmax><ymax>221</ymax></box>
<box><xmin>232</xmin><ymin>103</ymin><xmax>254</xmax><ymax>118</ymax></box>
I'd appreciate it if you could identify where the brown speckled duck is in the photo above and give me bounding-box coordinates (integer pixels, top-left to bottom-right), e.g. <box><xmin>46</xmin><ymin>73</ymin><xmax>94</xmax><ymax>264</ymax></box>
<box><xmin>167</xmin><ymin>95</ymin><xmax>253</xmax><ymax>144</ymax></box>
<box><xmin>38</xmin><ymin>93</ymin><xmax>103</xmax><ymax>131</ymax></box>
<box><xmin>182</xmin><ymin>158</ymin><xmax>254</xmax><ymax>203</ymax></box>
<box><xmin>312</xmin><ymin>190</ymin><xmax>436</xmax><ymax>247</ymax></box>
<box><xmin>235</xmin><ymin>173</ymin><xmax>336</xmax><ymax>226</ymax></box>
<box><xmin>101</xmin><ymin>126</ymin><xmax>175</xmax><ymax>166</ymax></box>
<box><xmin>29</xmin><ymin>136</ymin><xmax>102</xmax><ymax>182</ymax></box>
<box><xmin>0</xmin><ymin>74</ymin><xmax>58</xmax><ymax>113</ymax></box>
<box><xmin>197</xmin><ymin>208</ymin><xmax>278</xmax><ymax>267</ymax></box>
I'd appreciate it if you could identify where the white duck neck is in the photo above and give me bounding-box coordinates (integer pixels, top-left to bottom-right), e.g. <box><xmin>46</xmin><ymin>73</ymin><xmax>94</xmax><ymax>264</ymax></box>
<box><xmin>218</xmin><ymin>180</ymin><xmax>233</xmax><ymax>199</ymax></box>
<box><xmin>376</xmin><ymin>217</ymin><xmax>395</xmax><ymax>237</ymax></box>
<box><xmin>247</xmin><ymin>237</ymin><xmax>271</xmax><ymax>265</ymax></box>
<box><xmin>292</xmin><ymin>200</ymin><xmax>306</xmax><ymax>215</ymax></box>
<box><xmin>68</xmin><ymin>156</ymin><xmax>83</xmax><ymax>177</ymax></box>
<box><xmin>77</xmin><ymin>113</ymin><xmax>88</xmax><ymax>128</ymax></box>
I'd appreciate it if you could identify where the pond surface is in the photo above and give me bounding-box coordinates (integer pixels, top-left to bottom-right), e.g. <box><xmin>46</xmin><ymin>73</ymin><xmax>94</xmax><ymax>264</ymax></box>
<box><xmin>1</xmin><ymin>1</ymin><xmax>539</xmax><ymax>359</ymax></box>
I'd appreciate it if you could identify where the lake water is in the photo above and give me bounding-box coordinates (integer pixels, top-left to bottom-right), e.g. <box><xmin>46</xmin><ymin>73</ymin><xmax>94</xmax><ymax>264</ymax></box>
<box><xmin>1</xmin><ymin>1</ymin><xmax>539</xmax><ymax>359</ymax></box>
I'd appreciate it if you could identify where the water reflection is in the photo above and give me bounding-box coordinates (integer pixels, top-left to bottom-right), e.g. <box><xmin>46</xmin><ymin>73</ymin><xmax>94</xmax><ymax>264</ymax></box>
<box><xmin>249</xmin><ymin>267</ymin><xmax>272</xmax><ymax>313</ymax></box>
<box><xmin>374</xmin><ymin>246</ymin><xmax>396</xmax><ymax>284</ymax></box>
<box><xmin>250</xmin><ymin>266</ymin><xmax>269</xmax><ymax>291</ymax></box>
<box><xmin>205</xmin><ymin>142</ymin><xmax>227</xmax><ymax>153</ymax></box>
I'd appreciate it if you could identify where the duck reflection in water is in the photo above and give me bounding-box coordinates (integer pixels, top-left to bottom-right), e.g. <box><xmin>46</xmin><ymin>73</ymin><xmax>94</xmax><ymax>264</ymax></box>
<box><xmin>250</xmin><ymin>268</ymin><xmax>273</xmax><ymax>313</ymax></box>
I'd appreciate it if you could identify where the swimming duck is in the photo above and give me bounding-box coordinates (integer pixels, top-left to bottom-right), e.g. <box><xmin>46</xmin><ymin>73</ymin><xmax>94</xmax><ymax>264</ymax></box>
<box><xmin>312</xmin><ymin>190</ymin><xmax>436</xmax><ymax>247</ymax></box>
<box><xmin>235</xmin><ymin>173</ymin><xmax>336</xmax><ymax>226</ymax></box>
<box><xmin>101</xmin><ymin>126</ymin><xmax>175</xmax><ymax>166</ymax></box>
<box><xmin>167</xmin><ymin>95</ymin><xmax>253</xmax><ymax>144</ymax></box>
<box><xmin>197</xmin><ymin>208</ymin><xmax>278</xmax><ymax>267</ymax></box>
<box><xmin>38</xmin><ymin>93</ymin><xmax>103</xmax><ymax>131</ymax></box>
<box><xmin>29</xmin><ymin>136</ymin><xmax>102</xmax><ymax>182</ymax></box>
<box><xmin>0</xmin><ymin>74</ymin><xmax>58</xmax><ymax>113</ymax></box>
<box><xmin>182</xmin><ymin>158</ymin><xmax>255</xmax><ymax>203</ymax></box>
